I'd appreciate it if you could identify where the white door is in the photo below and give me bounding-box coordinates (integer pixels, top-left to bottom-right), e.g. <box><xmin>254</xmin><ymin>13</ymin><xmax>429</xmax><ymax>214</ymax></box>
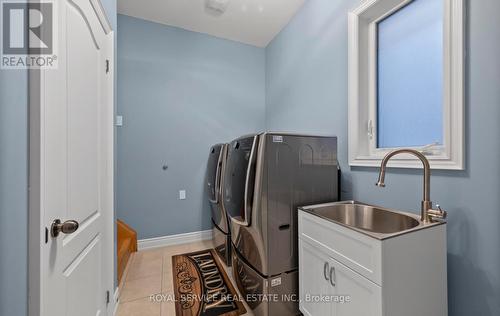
<box><xmin>299</xmin><ymin>239</ymin><xmax>335</xmax><ymax>316</ymax></box>
<box><xmin>31</xmin><ymin>0</ymin><xmax>114</xmax><ymax>315</ymax></box>
<box><xmin>330</xmin><ymin>258</ymin><xmax>382</xmax><ymax>316</ymax></box>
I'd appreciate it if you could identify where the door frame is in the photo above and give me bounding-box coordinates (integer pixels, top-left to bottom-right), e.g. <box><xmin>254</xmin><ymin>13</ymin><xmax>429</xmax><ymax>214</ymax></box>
<box><xmin>27</xmin><ymin>0</ymin><xmax>115</xmax><ymax>315</ymax></box>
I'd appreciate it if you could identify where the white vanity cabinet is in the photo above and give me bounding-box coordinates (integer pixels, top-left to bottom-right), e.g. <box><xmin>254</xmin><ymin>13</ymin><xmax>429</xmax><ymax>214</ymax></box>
<box><xmin>298</xmin><ymin>210</ymin><xmax>448</xmax><ymax>316</ymax></box>
<box><xmin>299</xmin><ymin>239</ymin><xmax>336</xmax><ymax>316</ymax></box>
<box><xmin>299</xmin><ymin>238</ymin><xmax>382</xmax><ymax>316</ymax></box>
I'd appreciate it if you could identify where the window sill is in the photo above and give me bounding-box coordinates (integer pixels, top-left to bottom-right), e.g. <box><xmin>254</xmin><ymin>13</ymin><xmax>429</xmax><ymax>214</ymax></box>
<box><xmin>349</xmin><ymin>154</ymin><xmax>464</xmax><ymax>170</ymax></box>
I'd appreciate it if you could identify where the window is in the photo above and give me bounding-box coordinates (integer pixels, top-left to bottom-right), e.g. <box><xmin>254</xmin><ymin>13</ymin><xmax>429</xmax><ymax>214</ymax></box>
<box><xmin>377</xmin><ymin>0</ymin><xmax>443</xmax><ymax>148</ymax></box>
<box><xmin>348</xmin><ymin>0</ymin><xmax>464</xmax><ymax>170</ymax></box>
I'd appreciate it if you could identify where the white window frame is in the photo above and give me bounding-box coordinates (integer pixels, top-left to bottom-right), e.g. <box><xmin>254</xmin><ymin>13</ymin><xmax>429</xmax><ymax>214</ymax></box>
<box><xmin>348</xmin><ymin>0</ymin><xmax>465</xmax><ymax>170</ymax></box>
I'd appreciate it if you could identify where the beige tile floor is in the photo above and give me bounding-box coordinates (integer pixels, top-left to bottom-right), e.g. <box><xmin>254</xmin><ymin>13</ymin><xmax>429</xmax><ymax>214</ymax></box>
<box><xmin>116</xmin><ymin>240</ymin><xmax>253</xmax><ymax>316</ymax></box>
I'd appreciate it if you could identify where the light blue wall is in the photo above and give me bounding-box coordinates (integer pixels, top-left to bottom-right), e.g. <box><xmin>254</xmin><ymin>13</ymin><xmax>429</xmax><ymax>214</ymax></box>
<box><xmin>266</xmin><ymin>0</ymin><xmax>500</xmax><ymax>315</ymax></box>
<box><xmin>0</xmin><ymin>0</ymin><xmax>116</xmax><ymax>314</ymax></box>
<box><xmin>101</xmin><ymin>0</ymin><xmax>117</xmax><ymax>29</ymax></box>
<box><xmin>0</xmin><ymin>65</ymin><xmax>28</xmax><ymax>316</ymax></box>
<box><xmin>116</xmin><ymin>15</ymin><xmax>266</xmax><ymax>239</ymax></box>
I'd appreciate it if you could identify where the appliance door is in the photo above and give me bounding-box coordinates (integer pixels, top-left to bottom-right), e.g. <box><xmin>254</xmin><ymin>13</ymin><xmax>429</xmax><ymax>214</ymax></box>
<box><xmin>207</xmin><ymin>144</ymin><xmax>229</xmax><ymax>232</ymax></box>
<box><xmin>223</xmin><ymin>135</ymin><xmax>258</xmax><ymax>227</ymax></box>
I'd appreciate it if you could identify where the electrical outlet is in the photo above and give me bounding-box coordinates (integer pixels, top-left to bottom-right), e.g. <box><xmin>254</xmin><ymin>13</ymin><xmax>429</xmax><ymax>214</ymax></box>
<box><xmin>179</xmin><ymin>190</ymin><xmax>186</xmax><ymax>200</ymax></box>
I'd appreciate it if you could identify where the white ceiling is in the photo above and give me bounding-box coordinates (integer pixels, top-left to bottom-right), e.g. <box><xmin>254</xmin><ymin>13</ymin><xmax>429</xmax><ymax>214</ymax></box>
<box><xmin>117</xmin><ymin>0</ymin><xmax>307</xmax><ymax>47</ymax></box>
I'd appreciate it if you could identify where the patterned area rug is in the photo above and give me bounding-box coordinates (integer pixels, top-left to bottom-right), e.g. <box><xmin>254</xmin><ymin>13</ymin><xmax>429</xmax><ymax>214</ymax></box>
<box><xmin>172</xmin><ymin>249</ymin><xmax>246</xmax><ymax>316</ymax></box>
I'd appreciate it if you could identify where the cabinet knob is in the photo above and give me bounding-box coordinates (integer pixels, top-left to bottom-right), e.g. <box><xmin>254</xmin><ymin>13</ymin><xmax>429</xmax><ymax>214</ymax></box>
<box><xmin>329</xmin><ymin>266</ymin><xmax>336</xmax><ymax>287</ymax></box>
<box><xmin>324</xmin><ymin>262</ymin><xmax>330</xmax><ymax>281</ymax></box>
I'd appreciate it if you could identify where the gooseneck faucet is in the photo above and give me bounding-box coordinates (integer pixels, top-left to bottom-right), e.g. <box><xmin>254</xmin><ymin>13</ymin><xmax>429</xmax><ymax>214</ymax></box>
<box><xmin>375</xmin><ymin>149</ymin><xmax>446</xmax><ymax>223</ymax></box>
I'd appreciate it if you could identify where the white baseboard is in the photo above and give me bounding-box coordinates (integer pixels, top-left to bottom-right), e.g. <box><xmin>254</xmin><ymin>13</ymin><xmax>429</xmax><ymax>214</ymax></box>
<box><xmin>138</xmin><ymin>229</ymin><xmax>213</xmax><ymax>251</ymax></box>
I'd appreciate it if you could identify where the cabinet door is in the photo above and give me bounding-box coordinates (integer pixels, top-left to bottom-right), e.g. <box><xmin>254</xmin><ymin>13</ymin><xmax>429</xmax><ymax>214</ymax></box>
<box><xmin>330</xmin><ymin>258</ymin><xmax>382</xmax><ymax>316</ymax></box>
<box><xmin>299</xmin><ymin>239</ymin><xmax>335</xmax><ymax>316</ymax></box>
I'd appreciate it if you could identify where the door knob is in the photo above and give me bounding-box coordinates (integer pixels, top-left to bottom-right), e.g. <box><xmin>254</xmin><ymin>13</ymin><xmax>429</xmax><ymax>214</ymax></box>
<box><xmin>51</xmin><ymin>219</ymin><xmax>79</xmax><ymax>237</ymax></box>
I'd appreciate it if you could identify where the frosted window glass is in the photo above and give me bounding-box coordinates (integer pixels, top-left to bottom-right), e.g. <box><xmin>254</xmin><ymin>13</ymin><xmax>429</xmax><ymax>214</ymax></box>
<box><xmin>377</xmin><ymin>0</ymin><xmax>443</xmax><ymax>148</ymax></box>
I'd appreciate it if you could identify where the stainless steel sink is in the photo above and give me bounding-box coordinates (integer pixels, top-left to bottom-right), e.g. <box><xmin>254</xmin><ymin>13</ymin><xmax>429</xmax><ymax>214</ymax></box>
<box><xmin>300</xmin><ymin>201</ymin><xmax>443</xmax><ymax>240</ymax></box>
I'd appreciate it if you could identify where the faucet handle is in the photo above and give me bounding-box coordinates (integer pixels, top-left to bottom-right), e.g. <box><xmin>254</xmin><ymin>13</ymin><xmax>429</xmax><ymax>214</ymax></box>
<box><xmin>428</xmin><ymin>204</ymin><xmax>447</xmax><ymax>221</ymax></box>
